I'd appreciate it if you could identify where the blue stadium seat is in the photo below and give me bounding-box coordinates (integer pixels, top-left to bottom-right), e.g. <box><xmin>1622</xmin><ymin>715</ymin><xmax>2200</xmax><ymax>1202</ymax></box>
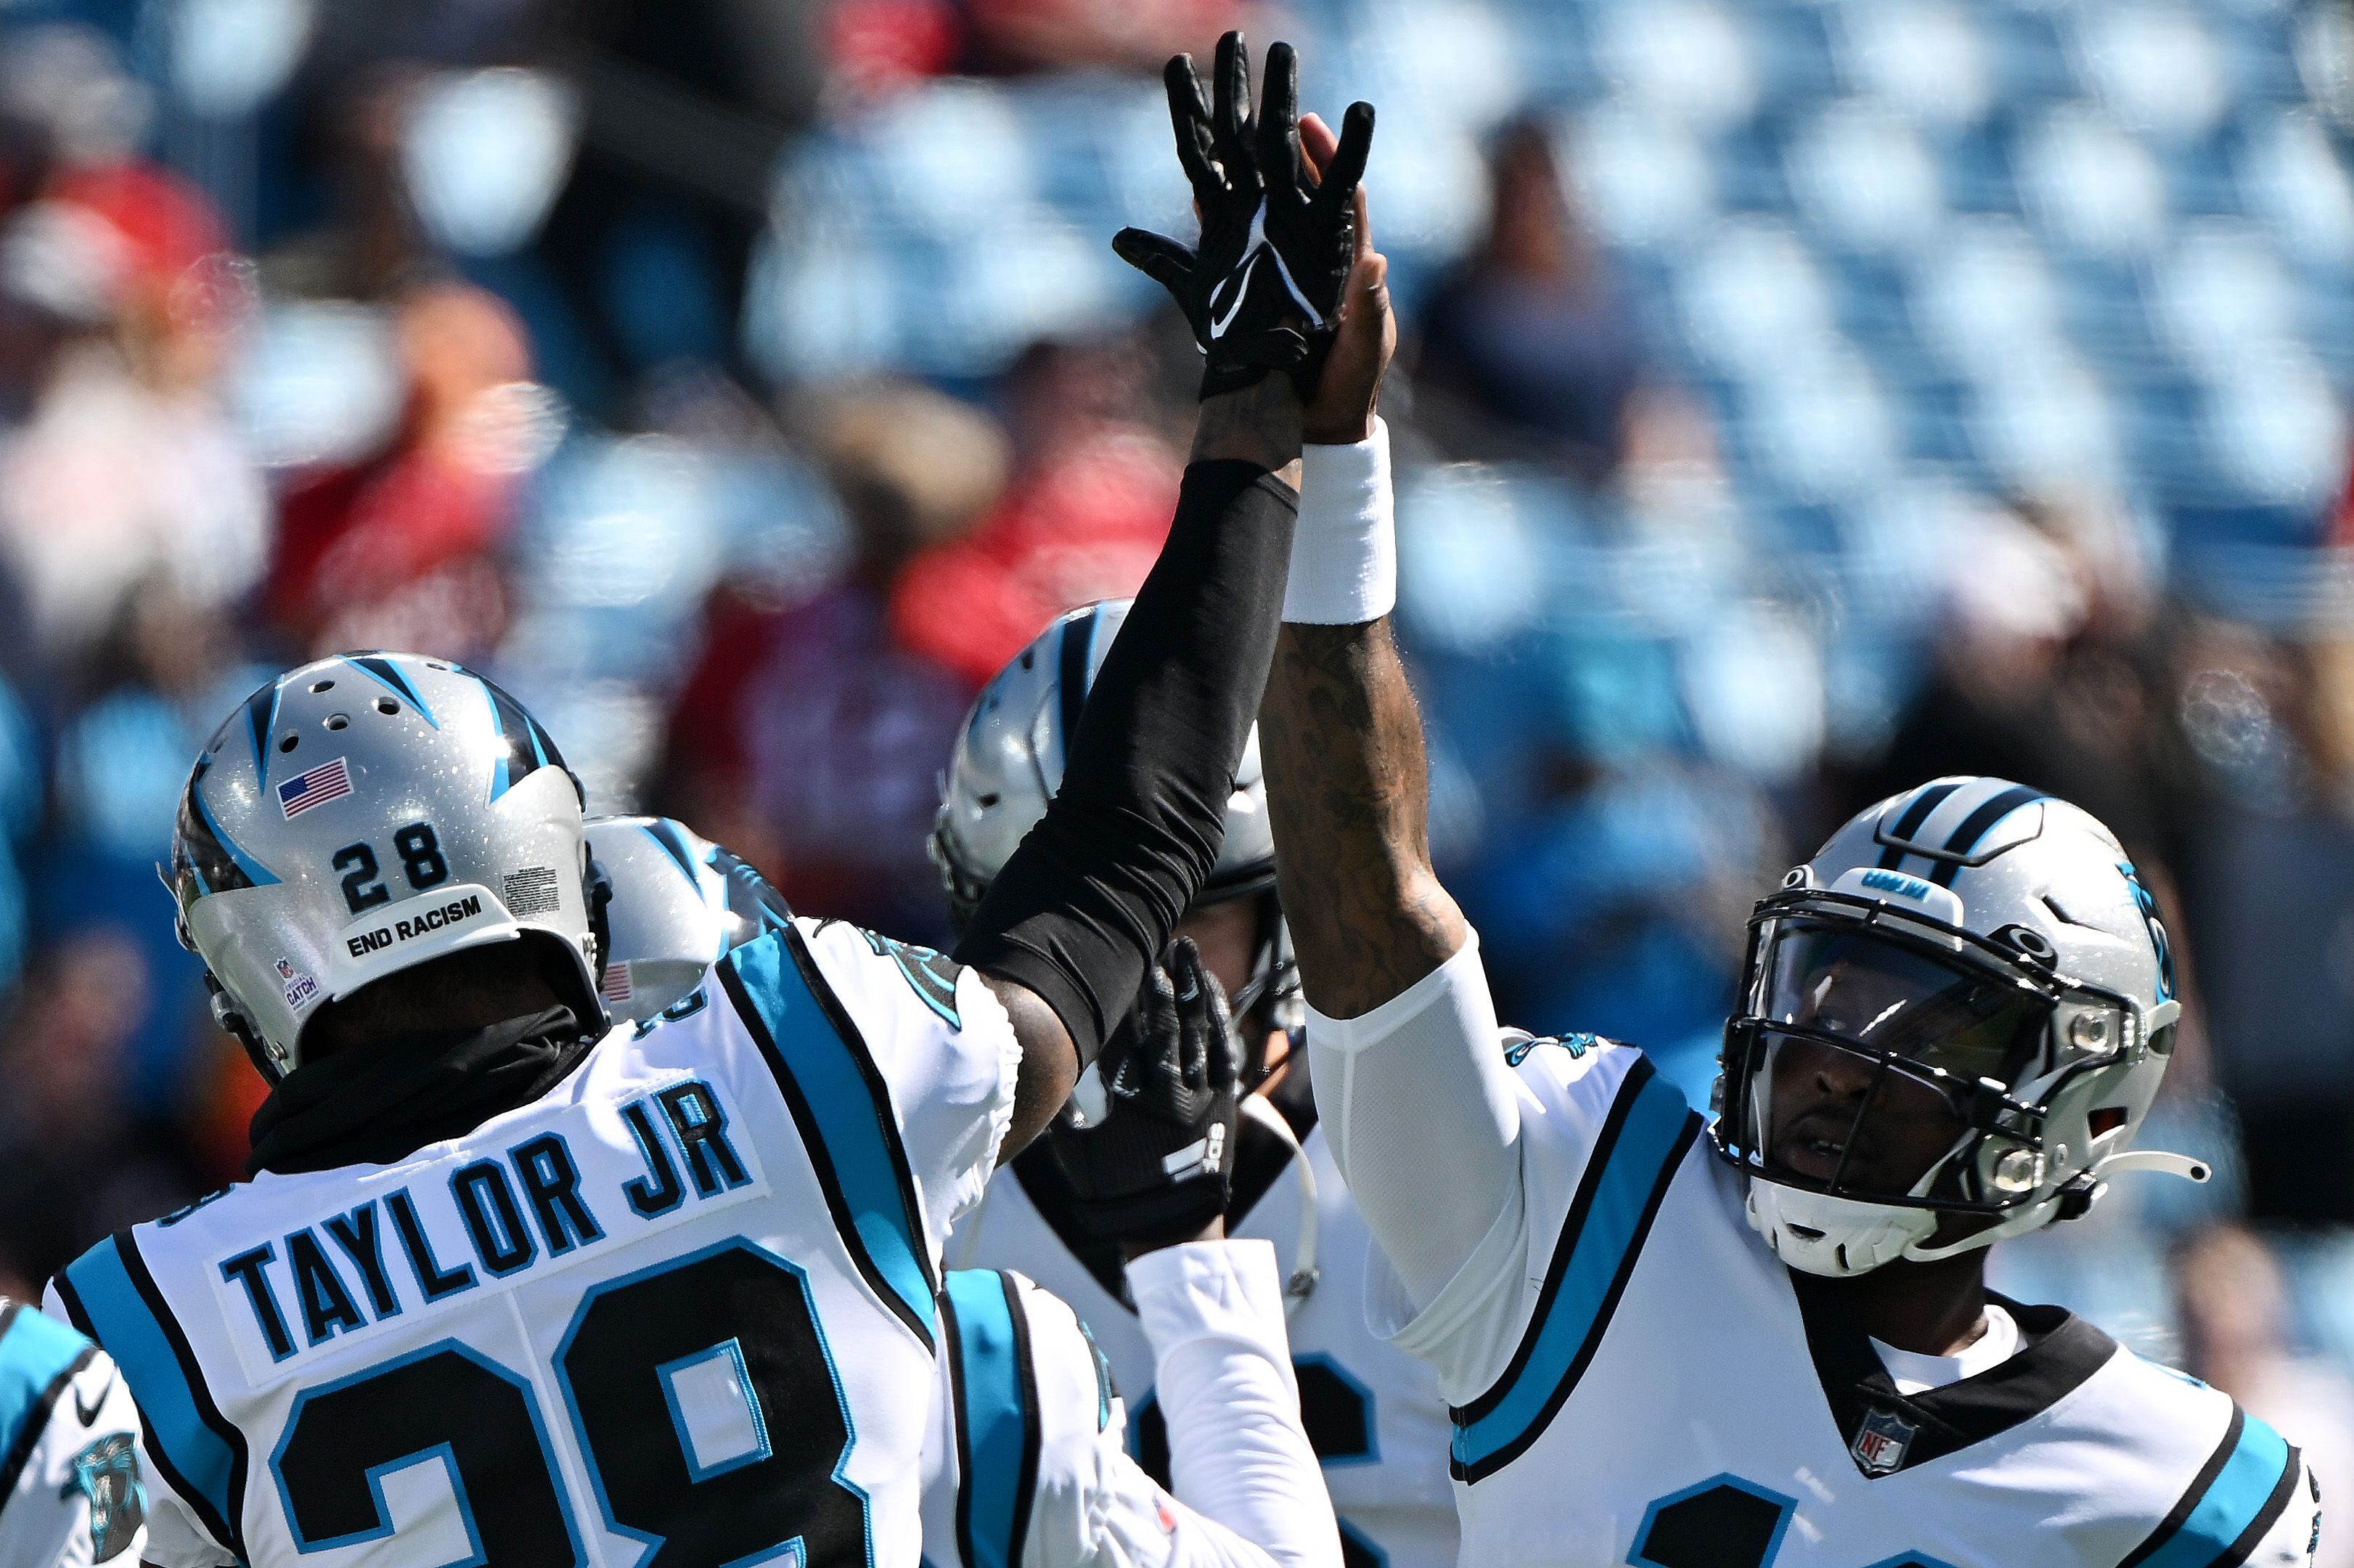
<box><xmin>1831</xmin><ymin>0</ymin><xmax>1994</xmax><ymax>132</ymax></box>
<box><xmin>1786</xmin><ymin>103</ymin><xmax>1947</xmax><ymax>252</ymax></box>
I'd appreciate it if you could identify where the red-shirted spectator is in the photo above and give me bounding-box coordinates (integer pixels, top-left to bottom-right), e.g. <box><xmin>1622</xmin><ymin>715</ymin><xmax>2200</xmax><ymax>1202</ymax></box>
<box><xmin>266</xmin><ymin>282</ymin><xmax>543</xmax><ymax>661</ymax></box>
<box><xmin>887</xmin><ymin>337</ymin><xmax>1180</xmax><ymax>690</ymax></box>
<box><xmin>661</xmin><ymin>380</ymin><xmax>1008</xmax><ymax>936</ymax></box>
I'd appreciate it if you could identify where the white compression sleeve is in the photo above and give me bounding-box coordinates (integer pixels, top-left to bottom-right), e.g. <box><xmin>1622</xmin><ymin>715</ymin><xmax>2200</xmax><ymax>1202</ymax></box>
<box><xmin>1304</xmin><ymin>929</ymin><xmax>1524</xmax><ymax>1309</ymax></box>
<box><xmin>1127</xmin><ymin>1241</ymin><xmax>1341</xmax><ymax>1568</ymax></box>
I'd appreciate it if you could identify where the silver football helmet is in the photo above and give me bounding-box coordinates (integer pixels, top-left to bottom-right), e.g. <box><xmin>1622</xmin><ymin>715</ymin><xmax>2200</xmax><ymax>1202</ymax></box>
<box><xmin>928</xmin><ymin>598</ymin><xmax>1297</xmax><ymax>1032</ymax></box>
<box><xmin>1711</xmin><ymin>776</ymin><xmax>2207</xmax><ymax>1277</ymax></box>
<box><xmin>585</xmin><ymin>815</ymin><xmax>791</xmax><ymax>1023</ymax></box>
<box><xmin>168</xmin><ymin>652</ymin><xmax>605</xmax><ymax>1082</ymax></box>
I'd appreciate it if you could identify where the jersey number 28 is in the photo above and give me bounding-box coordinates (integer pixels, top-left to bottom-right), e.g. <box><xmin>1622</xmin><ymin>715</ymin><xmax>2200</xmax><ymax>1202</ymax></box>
<box><xmin>272</xmin><ymin>1241</ymin><xmax>870</xmax><ymax>1567</ymax></box>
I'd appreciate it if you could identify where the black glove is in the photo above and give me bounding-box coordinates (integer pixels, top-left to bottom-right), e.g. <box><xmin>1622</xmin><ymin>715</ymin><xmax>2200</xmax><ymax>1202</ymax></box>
<box><xmin>1045</xmin><ymin>938</ymin><xmax>1241</xmax><ymax>1248</ymax></box>
<box><xmin>1113</xmin><ymin>32</ymin><xmax>1374</xmax><ymax>399</ymax></box>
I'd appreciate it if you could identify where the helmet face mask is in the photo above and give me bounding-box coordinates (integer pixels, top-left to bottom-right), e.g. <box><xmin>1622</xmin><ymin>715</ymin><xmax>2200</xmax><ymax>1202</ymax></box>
<box><xmin>1712</xmin><ymin>780</ymin><xmax>2194</xmax><ymax>1276</ymax></box>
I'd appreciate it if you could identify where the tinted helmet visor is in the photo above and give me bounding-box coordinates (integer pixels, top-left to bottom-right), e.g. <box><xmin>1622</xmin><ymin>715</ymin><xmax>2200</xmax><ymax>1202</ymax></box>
<box><xmin>1760</xmin><ymin>923</ymin><xmax>2047</xmax><ymax>1085</ymax></box>
<box><xmin>1720</xmin><ymin>915</ymin><xmax>2064</xmax><ymax>1209</ymax></box>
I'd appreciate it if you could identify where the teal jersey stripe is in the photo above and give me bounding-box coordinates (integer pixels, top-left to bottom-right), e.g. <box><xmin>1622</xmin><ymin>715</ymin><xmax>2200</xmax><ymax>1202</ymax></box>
<box><xmin>61</xmin><ymin>1236</ymin><xmax>242</xmax><ymax>1550</ymax></box>
<box><xmin>719</xmin><ymin>930</ymin><xmax>936</xmax><ymax>1342</ymax></box>
<box><xmin>1451</xmin><ymin>1063</ymin><xmax>1696</xmax><ymax>1477</ymax></box>
<box><xmin>0</xmin><ymin>1304</ymin><xmax>90</xmax><ymax>1474</ymax></box>
<box><xmin>944</xmin><ymin>1271</ymin><xmax>1039</xmax><ymax>1568</ymax></box>
<box><xmin>2130</xmin><ymin>1410</ymin><xmax>2298</xmax><ymax>1568</ymax></box>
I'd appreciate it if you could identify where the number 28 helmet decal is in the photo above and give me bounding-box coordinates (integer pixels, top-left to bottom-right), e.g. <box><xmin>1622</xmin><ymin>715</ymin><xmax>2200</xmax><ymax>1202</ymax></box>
<box><xmin>1711</xmin><ymin>777</ymin><xmax>2208</xmax><ymax>1277</ymax></box>
<box><xmin>167</xmin><ymin>652</ymin><xmax>606</xmax><ymax>1083</ymax></box>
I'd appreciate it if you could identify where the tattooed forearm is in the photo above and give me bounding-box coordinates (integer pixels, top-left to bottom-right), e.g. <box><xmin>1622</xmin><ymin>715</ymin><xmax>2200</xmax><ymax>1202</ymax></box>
<box><xmin>1262</xmin><ymin>618</ymin><xmax>1468</xmax><ymax>1018</ymax></box>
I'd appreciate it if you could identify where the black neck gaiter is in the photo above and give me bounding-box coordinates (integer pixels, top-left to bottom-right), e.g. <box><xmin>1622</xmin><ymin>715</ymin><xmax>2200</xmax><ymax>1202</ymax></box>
<box><xmin>248</xmin><ymin>1007</ymin><xmax>594</xmax><ymax>1177</ymax></box>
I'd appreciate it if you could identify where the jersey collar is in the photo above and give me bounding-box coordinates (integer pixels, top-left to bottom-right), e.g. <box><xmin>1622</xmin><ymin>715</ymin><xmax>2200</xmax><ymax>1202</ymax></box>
<box><xmin>1787</xmin><ymin>1273</ymin><xmax>2117</xmax><ymax>1479</ymax></box>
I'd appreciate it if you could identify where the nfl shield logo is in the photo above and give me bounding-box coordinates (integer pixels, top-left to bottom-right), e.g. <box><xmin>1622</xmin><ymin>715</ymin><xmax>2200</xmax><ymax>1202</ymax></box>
<box><xmin>1852</xmin><ymin>1408</ymin><xmax>1916</xmax><ymax>1475</ymax></box>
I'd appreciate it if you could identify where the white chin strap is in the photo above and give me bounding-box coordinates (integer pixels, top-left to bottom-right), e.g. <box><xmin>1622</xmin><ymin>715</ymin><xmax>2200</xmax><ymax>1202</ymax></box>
<box><xmin>1746</xmin><ymin>1183</ymin><xmax>1941</xmax><ymax>1277</ymax></box>
<box><xmin>1745</xmin><ymin>1148</ymin><xmax>2212</xmax><ymax>1278</ymax></box>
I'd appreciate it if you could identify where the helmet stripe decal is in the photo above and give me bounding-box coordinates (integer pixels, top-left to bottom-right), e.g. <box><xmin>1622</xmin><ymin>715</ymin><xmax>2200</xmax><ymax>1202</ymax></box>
<box><xmin>476</xmin><ymin>677</ymin><xmax>554</xmax><ymax>801</ymax></box>
<box><xmin>179</xmin><ymin>778</ymin><xmax>280</xmax><ymax>890</ymax></box>
<box><xmin>344</xmin><ymin>656</ymin><xmax>439</xmax><ymax>729</ymax></box>
<box><xmin>639</xmin><ymin>820</ymin><xmax>701</xmax><ymax>889</ymax></box>
<box><xmin>1055</xmin><ymin>611</ymin><xmax>1095</xmax><ymax>777</ymax></box>
<box><xmin>245</xmin><ymin>681</ymin><xmax>281</xmax><ymax>786</ymax></box>
<box><xmin>1873</xmin><ymin>780</ymin><xmax>1961</xmax><ymax>870</ymax></box>
<box><xmin>1927</xmin><ymin>784</ymin><xmax>2046</xmax><ymax>886</ymax></box>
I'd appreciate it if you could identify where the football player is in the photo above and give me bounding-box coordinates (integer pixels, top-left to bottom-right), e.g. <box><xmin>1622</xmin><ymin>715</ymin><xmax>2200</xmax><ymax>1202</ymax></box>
<box><xmin>588</xmin><ymin>814</ymin><xmax>1343</xmax><ymax>1568</ymax></box>
<box><xmin>925</xmin><ymin>55</ymin><xmax>1446</xmax><ymax>1568</ymax></box>
<box><xmin>1251</xmin><ymin>180</ymin><xmax>2324</xmax><ymax>1563</ymax></box>
<box><xmin>0</xmin><ymin>1301</ymin><xmax>146</xmax><ymax>1565</ymax></box>
<box><xmin>45</xmin><ymin>47</ymin><xmax>1366</xmax><ymax>1556</ymax></box>
<box><xmin>931</xmin><ymin>600</ymin><xmax>1457</xmax><ymax>1568</ymax></box>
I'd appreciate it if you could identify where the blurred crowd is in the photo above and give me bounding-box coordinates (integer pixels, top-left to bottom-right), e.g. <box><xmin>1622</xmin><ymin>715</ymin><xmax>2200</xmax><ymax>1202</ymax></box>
<box><xmin>4</xmin><ymin>0</ymin><xmax>2354</xmax><ymax>1526</ymax></box>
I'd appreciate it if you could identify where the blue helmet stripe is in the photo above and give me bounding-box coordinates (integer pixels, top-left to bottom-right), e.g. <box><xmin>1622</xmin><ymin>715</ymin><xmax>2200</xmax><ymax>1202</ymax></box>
<box><xmin>344</xmin><ymin>656</ymin><xmax>438</xmax><ymax>729</ymax></box>
<box><xmin>1926</xmin><ymin>785</ymin><xmax>2046</xmax><ymax>888</ymax></box>
<box><xmin>639</xmin><ymin>822</ymin><xmax>702</xmax><ymax>889</ymax></box>
<box><xmin>192</xmin><ymin>783</ymin><xmax>280</xmax><ymax>889</ymax></box>
<box><xmin>245</xmin><ymin>681</ymin><xmax>281</xmax><ymax>786</ymax></box>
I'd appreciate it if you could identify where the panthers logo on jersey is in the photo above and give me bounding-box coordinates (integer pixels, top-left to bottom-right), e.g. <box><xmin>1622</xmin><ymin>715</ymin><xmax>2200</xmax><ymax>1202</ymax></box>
<box><xmin>65</xmin><ymin>1432</ymin><xmax>145</xmax><ymax>1562</ymax></box>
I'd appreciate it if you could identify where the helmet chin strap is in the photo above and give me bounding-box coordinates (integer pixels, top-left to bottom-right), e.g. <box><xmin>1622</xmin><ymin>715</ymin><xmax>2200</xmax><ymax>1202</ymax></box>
<box><xmin>1751</xmin><ymin>1143</ymin><xmax>2215</xmax><ymax>1278</ymax></box>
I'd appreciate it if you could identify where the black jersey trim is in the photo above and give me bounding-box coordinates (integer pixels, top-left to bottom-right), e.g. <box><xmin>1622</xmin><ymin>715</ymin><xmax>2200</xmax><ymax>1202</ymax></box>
<box><xmin>2218</xmin><ymin>1442</ymin><xmax>2304</xmax><ymax>1568</ymax></box>
<box><xmin>2117</xmin><ymin>1403</ymin><xmax>2302</xmax><ymax>1568</ymax></box>
<box><xmin>0</xmin><ymin>1304</ymin><xmax>94</xmax><ymax>1507</ymax></box>
<box><xmin>716</xmin><ymin>925</ymin><xmax>938</xmax><ymax>1352</ymax></box>
<box><xmin>1455</xmin><ymin>1053</ymin><xmax>1658</xmax><ymax>1426</ymax></box>
<box><xmin>942</xmin><ymin>1270</ymin><xmax>1042</xmax><ymax>1568</ymax></box>
<box><xmin>1789</xmin><ymin>1276</ymin><xmax>2114</xmax><ymax>1479</ymax></box>
<box><xmin>57</xmin><ymin>1232</ymin><xmax>252</xmax><ymax>1560</ymax></box>
<box><xmin>1450</xmin><ymin>1055</ymin><xmax>1702</xmax><ymax>1484</ymax></box>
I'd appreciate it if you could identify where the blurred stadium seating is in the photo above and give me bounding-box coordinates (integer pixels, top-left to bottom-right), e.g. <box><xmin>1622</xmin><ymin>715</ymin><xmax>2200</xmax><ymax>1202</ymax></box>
<box><xmin>1</xmin><ymin>0</ymin><xmax>2353</xmax><ymax>1464</ymax></box>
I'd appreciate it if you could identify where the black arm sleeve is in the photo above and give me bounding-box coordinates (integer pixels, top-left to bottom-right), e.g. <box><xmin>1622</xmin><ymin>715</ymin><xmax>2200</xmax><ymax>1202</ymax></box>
<box><xmin>952</xmin><ymin>458</ymin><xmax>1298</xmax><ymax>1065</ymax></box>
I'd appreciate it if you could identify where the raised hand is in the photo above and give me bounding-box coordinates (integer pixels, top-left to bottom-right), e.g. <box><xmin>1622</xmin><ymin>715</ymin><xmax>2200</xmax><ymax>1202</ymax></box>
<box><xmin>1044</xmin><ymin>938</ymin><xmax>1243</xmax><ymax>1251</ymax></box>
<box><xmin>1298</xmin><ymin>109</ymin><xmax>1396</xmax><ymax>445</ymax></box>
<box><xmin>1113</xmin><ymin>31</ymin><xmax>1375</xmax><ymax>400</ymax></box>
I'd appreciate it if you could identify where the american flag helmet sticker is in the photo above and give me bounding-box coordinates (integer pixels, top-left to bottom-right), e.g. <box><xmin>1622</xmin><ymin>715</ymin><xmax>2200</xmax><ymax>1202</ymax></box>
<box><xmin>601</xmin><ymin>963</ymin><xmax>633</xmax><ymax>1005</ymax></box>
<box><xmin>277</xmin><ymin>756</ymin><xmax>353</xmax><ymax>819</ymax></box>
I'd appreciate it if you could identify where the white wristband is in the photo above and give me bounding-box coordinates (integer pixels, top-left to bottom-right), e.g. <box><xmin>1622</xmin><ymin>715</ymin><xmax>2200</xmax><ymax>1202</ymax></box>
<box><xmin>1284</xmin><ymin>417</ymin><xmax>1396</xmax><ymax>625</ymax></box>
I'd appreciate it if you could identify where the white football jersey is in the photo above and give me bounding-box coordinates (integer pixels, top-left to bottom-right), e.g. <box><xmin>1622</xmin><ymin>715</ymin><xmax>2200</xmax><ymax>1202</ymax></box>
<box><xmin>952</xmin><ymin>1095</ymin><xmax>1458</xmax><ymax>1568</ymax></box>
<box><xmin>921</xmin><ymin>1244</ymin><xmax>1337</xmax><ymax>1568</ymax></box>
<box><xmin>0</xmin><ymin>1302</ymin><xmax>147</xmax><ymax>1566</ymax></box>
<box><xmin>1377</xmin><ymin>1036</ymin><xmax>2322</xmax><ymax>1568</ymax></box>
<box><xmin>48</xmin><ymin>916</ymin><xmax>1018</xmax><ymax>1568</ymax></box>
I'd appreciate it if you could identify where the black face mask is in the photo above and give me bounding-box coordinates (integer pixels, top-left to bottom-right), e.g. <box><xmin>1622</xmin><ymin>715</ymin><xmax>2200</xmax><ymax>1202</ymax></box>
<box><xmin>248</xmin><ymin>1007</ymin><xmax>594</xmax><ymax>1177</ymax></box>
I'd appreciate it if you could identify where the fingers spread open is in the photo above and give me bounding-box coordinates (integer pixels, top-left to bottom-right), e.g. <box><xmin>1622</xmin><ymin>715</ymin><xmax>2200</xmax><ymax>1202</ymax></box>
<box><xmin>1257</xmin><ymin>41</ymin><xmax>1305</xmax><ymax>206</ymax></box>
<box><xmin>1211</xmin><ymin>30</ymin><xmax>1253</xmax><ymax>171</ymax></box>
<box><xmin>1163</xmin><ymin>54</ymin><xmax>1219</xmax><ymax>199</ymax></box>
<box><xmin>1111</xmin><ymin>226</ymin><xmax>1196</xmax><ymax>292</ymax></box>
<box><xmin>1315</xmin><ymin>99</ymin><xmax>1376</xmax><ymax>216</ymax></box>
